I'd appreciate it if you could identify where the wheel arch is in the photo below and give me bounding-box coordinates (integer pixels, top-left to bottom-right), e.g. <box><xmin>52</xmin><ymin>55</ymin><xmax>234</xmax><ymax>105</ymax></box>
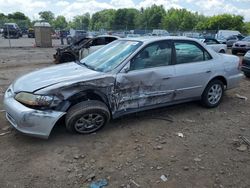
<box><xmin>66</xmin><ymin>89</ymin><xmax>110</xmax><ymax>112</ymax></box>
<box><xmin>204</xmin><ymin>75</ymin><xmax>227</xmax><ymax>94</ymax></box>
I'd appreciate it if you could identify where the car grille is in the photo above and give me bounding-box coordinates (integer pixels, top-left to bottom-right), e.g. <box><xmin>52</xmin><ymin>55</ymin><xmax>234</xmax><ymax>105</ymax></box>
<box><xmin>235</xmin><ymin>44</ymin><xmax>239</xmax><ymax>47</ymax></box>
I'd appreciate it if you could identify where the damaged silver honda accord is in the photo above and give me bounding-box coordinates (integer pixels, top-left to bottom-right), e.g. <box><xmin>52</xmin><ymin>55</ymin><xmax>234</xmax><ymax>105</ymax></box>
<box><xmin>4</xmin><ymin>37</ymin><xmax>243</xmax><ymax>138</ymax></box>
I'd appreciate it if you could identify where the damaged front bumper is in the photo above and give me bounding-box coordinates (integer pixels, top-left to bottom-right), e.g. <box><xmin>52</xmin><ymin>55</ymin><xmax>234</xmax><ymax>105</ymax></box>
<box><xmin>3</xmin><ymin>86</ymin><xmax>65</xmax><ymax>139</ymax></box>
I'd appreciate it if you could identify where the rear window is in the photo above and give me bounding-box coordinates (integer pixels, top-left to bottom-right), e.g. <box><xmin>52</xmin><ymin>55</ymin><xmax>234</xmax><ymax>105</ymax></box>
<box><xmin>174</xmin><ymin>41</ymin><xmax>212</xmax><ymax>64</ymax></box>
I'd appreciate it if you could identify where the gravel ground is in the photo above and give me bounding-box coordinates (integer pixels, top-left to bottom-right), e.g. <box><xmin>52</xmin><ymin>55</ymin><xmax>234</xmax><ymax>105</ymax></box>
<box><xmin>0</xmin><ymin>46</ymin><xmax>250</xmax><ymax>188</ymax></box>
<box><xmin>0</xmin><ymin>36</ymin><xmax>62</xmax><ymax>47</ymax></box>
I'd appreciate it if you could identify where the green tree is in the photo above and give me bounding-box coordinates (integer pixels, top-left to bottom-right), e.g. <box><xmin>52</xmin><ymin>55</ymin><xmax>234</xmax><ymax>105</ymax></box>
<box><xmin>69</xmin><ymin>13</ymin><xmax>90</xmax><ymax>30</ymax></box>
<box><xmin>91</xmin><ymin>9</ymin><xmax>116</xmax><ymax>30</ymax></box>
<box><xmin>243</xmin><ymin>22</ymin><xmax>250</xmax><ymax>34</ymax></box>
<box><xmin>207</xmin><ymin>14</ymin><xmax>244</xmax><ymax>31</ymax></box>
<box><xmin>163</xmin><ymin>8</ymin><xmax>202</xmax><ymax>32</ymax></box>
<box><xmin>139</xmin><ymin>5</ymin><xmax>166</xmax><ymax>29</ymax></box>
<box><xmin>53</xmin><ymin>15</ymin><xmax>68</xmax><ymax>29</ymax></box>
<box><xmin>38</xmin><ymin>11</ymin><xmax>55</xmax><ymax>24</ymax></box>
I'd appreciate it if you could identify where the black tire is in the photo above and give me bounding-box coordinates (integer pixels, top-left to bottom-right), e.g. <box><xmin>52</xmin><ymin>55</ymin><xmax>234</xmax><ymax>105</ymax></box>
<box><xmin>60</xmin><ymin>52</ymin><xmax>76</xmax><ymax>63</ymax></box>
<box><xmin>65</xmin><ymin>100</ymin><xmax>110</xmax><ymax>134</ymax></box>
<box><xmin>244</xmin><ymin>72</ymin><xmax>250</xmax><ymax>78</ymax></box>
<box><xmin>219</xmin><ymin>49</ymin><xmax>225</xmax><ymax>53</ymax></box>
<box><xmin>232</xmin><ymin>50</ymin><xmax>237</xmax><ymax>55</ymax></box>
<box><xmin>201</xmin><ymin>80</ymin><xmax>224</xmax><ymax>108</ymax></box>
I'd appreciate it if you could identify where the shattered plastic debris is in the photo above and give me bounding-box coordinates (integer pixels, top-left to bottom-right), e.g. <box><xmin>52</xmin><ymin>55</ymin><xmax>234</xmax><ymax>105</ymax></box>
<box><xmin>0</xmin><ymin>110</ymin><xmax>5</xmax><ymax>113</ymax></box>
<box><xmin>194</xmin><ymin>157</ymin><xmax>202</xmax><ymax>162</ymax></box>
<box><xmin>0</xmin><ymin>131</ymin><xmax>11</xmax><ymax>136</ymax></box>
<box><xmin>130</xmin><ymin>179</ymin><xmax>140</xmax><ymax>187</ymax></box>
<box><xmin>237</xmin><ymin>144</ymin><xmax>248</xmax><ymax>152</ymax></box>
<box><xmin>176</xmin><ymin>132</ymin><xmax>184</xmax><ymax>138</ymax></box>
<box><xmin>160</xmin><ymin>175</ymin><xmax>168</xmax><ymax>182</ymax></box>
<box><xmin>235</xmin><ymin>94</ymin><xmax>248</xmax><ymax>101</ymax></box>
<box><xmin>90</xmin><ymin>179</ymin><xmax>108</xmax><ymax>188</ymax></box>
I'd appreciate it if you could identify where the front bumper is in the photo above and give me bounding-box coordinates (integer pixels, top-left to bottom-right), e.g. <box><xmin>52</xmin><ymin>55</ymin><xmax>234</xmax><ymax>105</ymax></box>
<box><xmin>3</xmin><ymin>86</ymin><xmax>65</xmax><ymax>139</ymax></box>
<box><xmin>232</xmin><ymin>46</ymin><xmax>250</xmax><ymax>53</ymax></box>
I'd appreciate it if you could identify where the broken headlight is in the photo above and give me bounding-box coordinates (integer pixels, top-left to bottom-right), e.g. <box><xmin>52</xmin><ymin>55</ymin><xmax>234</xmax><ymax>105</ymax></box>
<box><xmin>15</xmin><ymin>92</ymin><xmax>54</xmax><ymax>107</ymax></box>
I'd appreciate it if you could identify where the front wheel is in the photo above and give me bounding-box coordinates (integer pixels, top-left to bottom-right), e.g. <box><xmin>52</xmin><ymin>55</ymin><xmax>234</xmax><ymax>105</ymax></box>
<box><xmin>201</xmin><ymin>80</ymin><xmax>224</xmax><ymax>108</ymax></box>
<box><xmin>65</xmin><ymin>100</ymin><xmax>110</xmax><ymax>134</ymax></box>
<box><xmin>219</xmin><ymin>49</ymin><xmax>225</xmax><ymax>53</ymax></box>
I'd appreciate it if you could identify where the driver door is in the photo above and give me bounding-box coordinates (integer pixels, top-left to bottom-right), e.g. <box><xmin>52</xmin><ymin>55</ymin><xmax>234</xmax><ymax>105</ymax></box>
<box><xmin>114</xmin><ymin>40</ymin><xmax>176</xmax><ymax>113</ymax></box>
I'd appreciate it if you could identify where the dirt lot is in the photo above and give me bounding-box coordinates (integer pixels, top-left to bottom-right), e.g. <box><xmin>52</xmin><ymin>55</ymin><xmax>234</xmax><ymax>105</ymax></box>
<box><xmin>0</xmin><ymin>44</ymin><xmax>250</xmax><ymax>188</ymax></box>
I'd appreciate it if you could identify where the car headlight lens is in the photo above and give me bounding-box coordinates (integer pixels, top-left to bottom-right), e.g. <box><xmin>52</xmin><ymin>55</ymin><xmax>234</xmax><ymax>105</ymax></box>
<box><xmin>15</xmin><ymin>92</ymin><xmax>54</xmax><ymax>107</ymax></box>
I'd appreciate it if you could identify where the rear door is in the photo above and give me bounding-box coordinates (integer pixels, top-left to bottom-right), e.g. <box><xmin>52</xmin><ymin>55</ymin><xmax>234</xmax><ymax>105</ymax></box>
<box><xmin>173</xmin><ymin>40</ymin><xmax>214</xmax><ymax>100</ymax></box>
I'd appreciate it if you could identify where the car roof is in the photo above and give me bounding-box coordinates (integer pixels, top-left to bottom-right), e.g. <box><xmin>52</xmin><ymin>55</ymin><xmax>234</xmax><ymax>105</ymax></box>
<box><xmin>96</xmin><ymin>35</ymin><xmax>120</xmax><ymax>38</ymax></box>
<box><xmin>119</xmin><ymin>36</ymin><xmax>201</xmax><ymax>44</ymax></box>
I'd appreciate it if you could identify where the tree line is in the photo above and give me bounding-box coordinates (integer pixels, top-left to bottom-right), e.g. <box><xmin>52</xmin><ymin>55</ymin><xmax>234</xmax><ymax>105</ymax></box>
<box><xmin>1</xmin><ymin>5</ymin><xmax>250</xmax><ymax>34</ymax></box>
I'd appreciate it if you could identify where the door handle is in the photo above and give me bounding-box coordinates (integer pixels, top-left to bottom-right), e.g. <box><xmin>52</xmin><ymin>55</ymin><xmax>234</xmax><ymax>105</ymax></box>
<box><xmin>163</xmin><ymin>77</ymin><xmax>171</xmax><ymax>80</ymax></box>
<box><xmin>206</xmin><ymin>70</ymin><xmax>212</xmax><ymax>73</ymax></box>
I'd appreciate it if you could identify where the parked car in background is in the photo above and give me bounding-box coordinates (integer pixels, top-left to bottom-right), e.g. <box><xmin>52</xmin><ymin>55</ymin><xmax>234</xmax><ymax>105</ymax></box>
<box><xmin>66</xmin><ymin>30</ymin><xmax>87</xmax><ymax>44</ymax></box>
<box><xmin>241</xmin><ymin>50</ymin><xmax>250</xmax><ymax>78</ymax></box>
<box><xmin>126</xmin><ymin>34</ymin><xmax>141</xmax><ymax>38</ymax></box>
<box><xmin>215</xmin><ymin>30</ymin><xmax>241</xmax><ymax>43</ymax></box>
<box><xmin>232</xmin><ymin>36</ymin><xmax>250</xmax><ymax>55</ymax></box>
<box><xmin>226</xmin><ymin>34</ymin><xmax>245</xmax><ymax>47</ymax></box>
<box><xmin>183</xmin><ymin>32</ymin><xmax>203</xmax><ymax>39</ymax></box>
<box><xmin>152</xmin><ymin>29</ymin><xmax>169</xmax><ymax>36</ymax></box>
<box><xmin>4</xmin><ymin>37</ymin><xmax>242</xmax><ymax>138</ymax></box>
<box><xmin>54</xmin><ymin>35</ymin><xmax>119</xmax><ymax>64</ymax></box>
<box><xmin>200</xmin><ymin>38</ymin><xmax>227</xmax><ymax>53</ymax></box>
<box><xmin>27</xmin><ymin>28</ymin><xmax>35</xmax><ymax>38</ymax></box>
<box><xmin>2</xmin><ymin>23</ymin><xmax>22</xmax><ymax>39</ymax></box>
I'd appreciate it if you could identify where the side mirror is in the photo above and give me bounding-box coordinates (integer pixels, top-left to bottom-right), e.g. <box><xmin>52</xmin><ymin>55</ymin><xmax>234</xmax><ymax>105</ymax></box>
<box><xmin>124</xmin><ymin>66</ymin><xmax>130</xmax><ymax>73</ymax></box>
<box><xmin>121</xmin><ymin>62</ymin><xmax>130</xmax><ymax>73</ymax></box>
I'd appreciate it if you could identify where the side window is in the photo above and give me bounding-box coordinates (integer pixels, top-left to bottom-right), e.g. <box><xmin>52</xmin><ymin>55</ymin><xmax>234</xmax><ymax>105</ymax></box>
<box><xmin>174</xmin><ymin>41</ymin><xmax>211</xmax><ymax>64</ymax></box>
<box><xmin>130</xmin><ymin>41</ymin><xmax>172</xmax><ymax>71</ymax></box>
<box><xmin>205</xmin><ymin>39</ymin><xmax>218</xmax><ymax>45</ymax></box>
<box><xmin>105</xmin><ymin>37</ymin><xmax>117</xmax><ymax>44</ymax></box>
<box><xmin>92</xmin><ymin>37</ymin><xmax>105</xmax><ymax>46</ymax></box>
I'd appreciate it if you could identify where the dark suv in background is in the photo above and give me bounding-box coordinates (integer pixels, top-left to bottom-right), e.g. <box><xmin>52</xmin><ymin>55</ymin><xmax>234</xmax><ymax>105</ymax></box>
<box><xmin>66</xmin><ymin>30</ymin><xmax>87</xmax><ymax>44</ymax></box>
<box><xmin>2</xmin><ymin>23</ymin><xmax>22</xmax><ymax>39</ymax></box>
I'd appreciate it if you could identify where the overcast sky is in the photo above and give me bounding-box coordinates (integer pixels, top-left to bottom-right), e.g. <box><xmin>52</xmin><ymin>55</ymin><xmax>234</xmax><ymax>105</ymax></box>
<box><xmin>0</xmin><ymin>0</ymin><xmax>250</xmax><ymax>21</ymax></box>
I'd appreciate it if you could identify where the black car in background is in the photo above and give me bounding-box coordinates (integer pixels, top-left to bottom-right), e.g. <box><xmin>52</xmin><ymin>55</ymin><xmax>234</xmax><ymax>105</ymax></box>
<box><xmin>28</xmin><ymin>28</ymin><xmax>35</xmax><ymax>38</ymax></box>
<box><xmin>242</xmin><ymin>50</ymin><xmax>250</xmax><ymax>78</ymax></box>
<box><xmin>66</xmin><ymin>30</ymin><xmax>87</xmax><ymax>44</ymax></box>
<box><xmin>232</xmin><ymin>36</ymin><xmax>250</xmax><ymax>55</ymax></box>
<box><xmin>2</xmin><ymin>23</ymin><xmax>22</xmax><ymax>39</ymax></box>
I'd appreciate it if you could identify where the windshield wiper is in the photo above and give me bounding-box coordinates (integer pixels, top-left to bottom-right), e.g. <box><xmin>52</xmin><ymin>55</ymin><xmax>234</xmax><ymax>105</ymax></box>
<box><xmin>81</xmin><ymin>61</ymin><xmax>95</xmax><ymax>70</ymax></box>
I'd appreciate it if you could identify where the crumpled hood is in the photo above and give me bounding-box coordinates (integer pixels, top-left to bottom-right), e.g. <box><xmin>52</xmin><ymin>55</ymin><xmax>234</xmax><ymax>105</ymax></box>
<box><xmin>13</xmin><ymin>62</ymin><xmax>103</xmax><ymax>93</ymax></box>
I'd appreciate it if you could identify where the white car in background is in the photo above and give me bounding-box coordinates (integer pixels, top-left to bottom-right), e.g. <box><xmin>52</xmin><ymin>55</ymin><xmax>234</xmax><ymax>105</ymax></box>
<box><xmin>200</xmin><ymin>38</ymin><xmax>227</xmax><ymax>53</ymax></box>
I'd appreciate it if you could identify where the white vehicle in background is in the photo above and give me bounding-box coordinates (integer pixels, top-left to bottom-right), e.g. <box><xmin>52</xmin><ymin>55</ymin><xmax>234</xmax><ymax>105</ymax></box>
<box><xmin>215</xmin><ymin>30</ymin><xmax>241</xmax><ymax>44</ymax></box>
<box><xmin>200</xmin><ymin>38</ymin><xmax>227</xmax><ymax>53</ymax></box>
<box><xmin>152</xmin><ymin>29</ymin><xmax>169</xmax><ymax>36</ymax></box>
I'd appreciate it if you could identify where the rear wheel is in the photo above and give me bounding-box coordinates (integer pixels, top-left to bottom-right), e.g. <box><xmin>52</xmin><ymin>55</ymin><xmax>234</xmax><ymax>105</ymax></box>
<box><xmin>65</xmin><ymin>100</ymin><xmax>110</xmax><ymax>134</ymax></box>
<box><xmin>201</xmin><ymin>80</ymin><xmax>224</xmax><ymax>108</ymax></box>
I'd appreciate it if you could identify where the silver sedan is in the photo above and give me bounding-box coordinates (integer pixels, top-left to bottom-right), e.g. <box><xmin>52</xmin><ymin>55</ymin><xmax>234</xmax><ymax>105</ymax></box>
<box><xmin>4</xmin><ymin>37</ymin><xmax>243</xmax><ymax>138</ymax></box>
